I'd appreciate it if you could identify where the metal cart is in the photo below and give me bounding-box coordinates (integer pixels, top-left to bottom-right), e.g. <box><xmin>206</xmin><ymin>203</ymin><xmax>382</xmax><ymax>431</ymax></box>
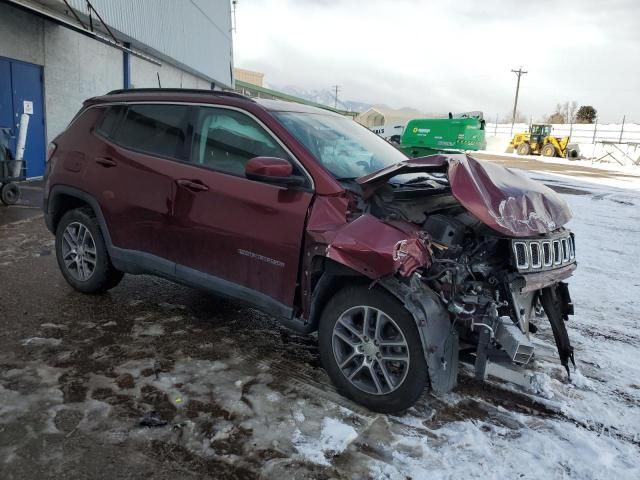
<box><xmin>0</xmin><ymin>127</ymin><xmax>25</xmax><ymax>206</ymax></box>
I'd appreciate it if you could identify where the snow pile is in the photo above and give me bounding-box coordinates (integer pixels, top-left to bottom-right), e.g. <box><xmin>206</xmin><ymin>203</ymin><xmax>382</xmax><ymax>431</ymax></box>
<box><xmin>293</xmin><ymin>417</ymin><xmax>358</xmax><ymax>465</ymax></box>
<box><xmin>371</xmin><ymin>415</ymin><xmax>640</xmax><ymax>480</ymax></box>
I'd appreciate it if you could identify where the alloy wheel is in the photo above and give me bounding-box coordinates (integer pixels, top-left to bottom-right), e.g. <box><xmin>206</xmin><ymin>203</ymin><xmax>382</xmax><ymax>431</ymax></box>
<box><xmin>61</xmin><ymin>222</ymin><xmax>97</xmax><ymax>281</ymax></box>
<box><xmin>331</xmin><ymin>305</ymin><xmax>410</xmax><ymax>395</ymax></box>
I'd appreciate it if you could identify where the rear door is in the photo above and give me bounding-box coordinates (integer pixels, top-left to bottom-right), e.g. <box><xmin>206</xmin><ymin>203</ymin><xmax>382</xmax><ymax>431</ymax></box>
<box><xmin>100</xmin><ymin>103</ymin><xmax>190</xmax><ymax>266</ymax></box>
<box><xmin>168</xmin><ymin>105</ymin><xmax>313</xmax><ymax>308</ymax></box>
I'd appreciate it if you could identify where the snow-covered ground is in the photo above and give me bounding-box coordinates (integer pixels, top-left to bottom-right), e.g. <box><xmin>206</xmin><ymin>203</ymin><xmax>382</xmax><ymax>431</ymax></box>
<box><xmin>1</xmin><ymin>171</ymin><xmax>639</xmax><ymax>479</ymax></box>
<box><xmin>293</xmin><ymin>171</ymin><xmax>640</xmax><ymax>479</ymax></box>
<box><xmin>481</xmin><ymin>135</ymin><xmax>640</xmax><ymax>171</ymax></box>
<box><xmin>485</xmin><ymin>122</ymin><xmax>640</xmax><ymax>145</ymax></box>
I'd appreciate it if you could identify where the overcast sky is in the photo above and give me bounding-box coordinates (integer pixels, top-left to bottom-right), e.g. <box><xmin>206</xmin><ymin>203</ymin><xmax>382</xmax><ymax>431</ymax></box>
<box><xmin>233</xmin><ymin>0</ymin><xmax>639</xmax><ymax>123</ymax></box>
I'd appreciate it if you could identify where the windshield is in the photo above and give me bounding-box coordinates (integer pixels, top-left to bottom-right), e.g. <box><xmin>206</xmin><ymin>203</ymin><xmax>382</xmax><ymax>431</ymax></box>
<box><xmin>273</xmin><ymin>111</ymin><xmax>408</xmax><ymax>179</ymax></box>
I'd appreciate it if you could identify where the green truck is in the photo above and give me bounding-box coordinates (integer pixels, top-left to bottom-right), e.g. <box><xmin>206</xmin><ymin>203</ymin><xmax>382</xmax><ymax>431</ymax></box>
<box><xmin>392</xmin><ymin>113</ymin><xmax>486</xmax><ymax>158</ymax></box>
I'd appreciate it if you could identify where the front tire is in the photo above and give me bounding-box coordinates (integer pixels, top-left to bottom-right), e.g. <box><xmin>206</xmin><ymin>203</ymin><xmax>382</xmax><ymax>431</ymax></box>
<box><xmin>318</xmin><ymin>285</ymin><xmax>429</xmax><ymax>413</ymax></box>
<box><xmin>516</xmin><ymin>142</ymin><xmax>531</xmax><ymax>155</ymax></box>
<box><xmin>55</xmin><ymin>208</ymin><xmax>123</xmax><ymax>293</ymax></box>
<box><xmin>541</xmin><ymin>143</ymin><xmax>556</xmax><ymax>157</ymax></box>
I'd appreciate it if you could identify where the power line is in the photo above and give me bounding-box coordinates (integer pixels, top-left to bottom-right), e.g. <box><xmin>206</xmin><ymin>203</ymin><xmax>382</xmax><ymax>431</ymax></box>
<box><xmin>510</xmin><ymin>67</ymin><xmax>528</xmax><ymax>134</ymax></box>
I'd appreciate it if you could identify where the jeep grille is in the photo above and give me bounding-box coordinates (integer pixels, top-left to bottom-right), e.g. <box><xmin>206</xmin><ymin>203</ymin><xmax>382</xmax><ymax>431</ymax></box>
<box><xmin>512</xmin><ymin>233</ymin><xmax>575</xmax><ymax>272</ymax></box>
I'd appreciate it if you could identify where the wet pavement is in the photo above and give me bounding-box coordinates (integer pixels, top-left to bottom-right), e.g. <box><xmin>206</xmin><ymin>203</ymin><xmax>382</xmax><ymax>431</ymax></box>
<box><xmin>0</xmin><ymin>180</ymin><xmax>43</xmax><ymax>227</ymax></box>
<box><xmin>473</xmin><ymin>152</ymin><xmax>640</xmax><ymax>183</ymax></box>
<box><xmin>0</xmin><ymin>216</ymin><xmax>569</xmax><ymax>479</ymax></box>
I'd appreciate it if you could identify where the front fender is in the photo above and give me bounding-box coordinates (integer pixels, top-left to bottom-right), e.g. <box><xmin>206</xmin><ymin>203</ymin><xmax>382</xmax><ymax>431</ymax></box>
<box><xmin>324</xmin><ymin>214</ymin><xmax>432</xmax><ymax>279</ymax></box>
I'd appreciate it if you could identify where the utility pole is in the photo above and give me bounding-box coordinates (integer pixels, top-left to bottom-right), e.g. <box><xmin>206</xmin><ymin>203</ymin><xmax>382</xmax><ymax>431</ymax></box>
<box><xmin>510</xmin><ymin>67</ymin><xmax>527</xmax><ymax>135</ymax></box>
<box><xmin>232</xmin><ymin>1</ymin><xmax>238</xmax><ymax>32</ymax></box>
<box><xmin>333</xmin><ymin>85</ymin><xmax>340</xmax><ymax>109</ymax></box>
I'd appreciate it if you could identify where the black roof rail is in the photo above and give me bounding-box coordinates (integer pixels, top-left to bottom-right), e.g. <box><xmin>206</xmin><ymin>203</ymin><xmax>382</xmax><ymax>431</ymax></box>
<box><xmin>105</xmin><ymin>88</ymin><xmax>254</xmax><ymax>102</ymax></box>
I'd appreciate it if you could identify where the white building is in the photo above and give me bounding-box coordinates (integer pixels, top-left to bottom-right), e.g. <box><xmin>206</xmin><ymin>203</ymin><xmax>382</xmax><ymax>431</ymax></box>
<box><xmin>356</xmin><ymin>106</ymin><xmax>426</xmax><ymax>139</ymax></box>
<box><xmin>0</xmin><ymin>0</ymin><xmax>234</xmax><ymax>178</ymax></box>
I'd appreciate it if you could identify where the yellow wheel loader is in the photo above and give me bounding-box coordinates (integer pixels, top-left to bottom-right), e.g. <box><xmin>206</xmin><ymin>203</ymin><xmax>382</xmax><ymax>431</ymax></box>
<box><xmin>507</xmin><ymin>124</ymin><xmax>577</xmax><ymax>158</ymax></box>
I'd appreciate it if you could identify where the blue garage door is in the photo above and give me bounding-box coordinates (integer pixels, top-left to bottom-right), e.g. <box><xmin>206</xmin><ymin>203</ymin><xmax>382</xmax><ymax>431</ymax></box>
<box><xmin>0</xmin><ymin>56</ymin><xmax>46</xmax><ymax>178</ymax></box>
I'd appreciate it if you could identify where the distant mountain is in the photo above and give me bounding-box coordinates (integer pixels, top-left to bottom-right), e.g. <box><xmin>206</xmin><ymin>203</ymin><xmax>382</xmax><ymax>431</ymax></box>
<box><xmin>271</xmin><ymin>84</ymin><xmax>372</xmax><ymax>112</ymax></box>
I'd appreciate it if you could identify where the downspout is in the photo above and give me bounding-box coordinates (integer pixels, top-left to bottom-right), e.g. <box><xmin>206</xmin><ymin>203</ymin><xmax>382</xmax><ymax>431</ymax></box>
<box><xmin>123</xmin><ymin>42</ymin><xmax>131</xmax><ymax>89</ymax></box>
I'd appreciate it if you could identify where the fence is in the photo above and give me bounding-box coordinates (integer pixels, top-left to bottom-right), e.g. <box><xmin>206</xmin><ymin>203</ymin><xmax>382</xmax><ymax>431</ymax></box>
<box><xmin>484</xmin><ymin>122</ymin><xmax>640</xmax><ymax>144</ymax></box>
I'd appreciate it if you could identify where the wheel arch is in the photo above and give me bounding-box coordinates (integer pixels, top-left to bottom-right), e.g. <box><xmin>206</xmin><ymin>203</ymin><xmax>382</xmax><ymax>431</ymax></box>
<box><xmin>46</xmin><ymin>186</ymin><xmax>113</xmax><ymax>249</ymax></box>
<box><xmin>305</xmin><ymin>256</ymin><xmax>459</xmax><ymax>394</ymax></box>
<box><xmin>303</xmin><ymin>256</ymin><xmax>371</xmax><ymax>333</ymax></box>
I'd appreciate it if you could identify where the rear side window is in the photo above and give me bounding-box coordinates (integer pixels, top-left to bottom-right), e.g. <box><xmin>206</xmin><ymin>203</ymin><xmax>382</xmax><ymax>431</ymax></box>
<box><xmin>111</xmin><ymin>104</ymin><xmax>189</xmax><ymax>159</ymax></box>
<box><xmin>96</xmin><ymin>105</ymin><xmax>125</xmax><ymax>137</ymax></box>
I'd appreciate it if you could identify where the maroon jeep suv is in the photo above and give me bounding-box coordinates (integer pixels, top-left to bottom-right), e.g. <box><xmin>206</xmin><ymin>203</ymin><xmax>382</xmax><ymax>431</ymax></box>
<box><xmin>44</xmin><ymin>89</ymin><xmax>577</xmax><ymax>412</ymax></box>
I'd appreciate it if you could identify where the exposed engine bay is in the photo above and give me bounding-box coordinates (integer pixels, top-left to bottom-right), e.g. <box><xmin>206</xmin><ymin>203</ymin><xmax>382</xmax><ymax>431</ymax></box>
<box><xmin>355</xmin><ymin>163</ymin><xmax>577</xmax><ymax>389</ymax></box>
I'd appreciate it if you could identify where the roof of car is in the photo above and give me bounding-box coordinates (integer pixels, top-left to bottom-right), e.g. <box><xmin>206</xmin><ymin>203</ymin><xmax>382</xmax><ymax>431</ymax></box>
<box><xmin>95</xmin><ymin>88</ymin><xmax>341</xmax><ymax>117</ymax></box>
<box><xmin>254</xmin><ymin>98</ymin><xmax>342</xmax><ymax>116</ymax></box>
<box><xmin>106</xmin><ymin>87</ymin><xmax>246</xmax><ymax>98</ymax></box>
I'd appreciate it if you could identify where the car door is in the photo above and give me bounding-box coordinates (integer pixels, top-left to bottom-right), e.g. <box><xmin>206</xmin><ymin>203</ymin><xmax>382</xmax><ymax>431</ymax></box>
<box><xmin>169</xmin><ymin>105</ymin><xmax>314</xmax><ymax>310</ymax></box>
<box><xmin>101</xmin><ymin>103</ymin><xmax>190</xmax><ymax>269</ymax></box>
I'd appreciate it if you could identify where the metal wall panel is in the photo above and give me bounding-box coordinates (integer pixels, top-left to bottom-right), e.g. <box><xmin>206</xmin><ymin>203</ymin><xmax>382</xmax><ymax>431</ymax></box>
<box><xmin>64</xmin><ymin>0</ymin><xmax>233</xmax><ymax>87</ymax></box>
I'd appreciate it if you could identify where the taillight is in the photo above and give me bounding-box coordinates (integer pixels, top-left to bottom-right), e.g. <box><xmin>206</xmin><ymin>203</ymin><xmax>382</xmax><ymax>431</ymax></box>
<box><xmin>46</xmin><ymin>142</ymin><xmax>57</xmax><ymax>162</ymax></box>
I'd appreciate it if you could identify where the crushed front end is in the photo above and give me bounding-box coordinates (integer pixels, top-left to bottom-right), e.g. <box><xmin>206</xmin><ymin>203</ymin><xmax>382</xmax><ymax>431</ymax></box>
<box><xmin>355</xmin><ymin>154</ymin><xmax>578</xmax><ymax>391</ymax></box>
<box><xmin>413</xmin><ymin>215</ymin><xmax>577</xmax><ymax>387</ymax></box>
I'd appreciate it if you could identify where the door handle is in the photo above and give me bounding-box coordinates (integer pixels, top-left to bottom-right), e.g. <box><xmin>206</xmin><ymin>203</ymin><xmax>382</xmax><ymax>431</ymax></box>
<box><xmin>176</xmin><ymin>179</ymin><xmax>209</xmax><ymax>192</ymax></box>
<box><xmin>96</xmin><ymin>157</ymin><xmax>117</xmax><ymax>168</ymax></box>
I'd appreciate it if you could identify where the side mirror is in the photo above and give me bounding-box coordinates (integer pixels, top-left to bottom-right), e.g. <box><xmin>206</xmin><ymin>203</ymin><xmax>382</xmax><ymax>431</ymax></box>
<box><xmin>245</xmin><ymin>157</ymin><xmax>305</xmax><ymax>187</ymax></box>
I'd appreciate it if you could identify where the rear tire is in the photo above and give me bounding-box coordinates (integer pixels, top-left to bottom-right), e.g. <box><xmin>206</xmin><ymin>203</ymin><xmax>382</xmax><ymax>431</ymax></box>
<box><xmin>55</xmin><ymin>208</ymin><xmax>123</xmax><ymax>293</ymax></box>
<box><xmin>516</xmin><ymin>143</ymin><xmax>531</xmax><ymax>155</ymax></box>
<box><xmin>541</xmin><ymin>143</ymin><xmax>556</xmax><ymax>157</ymax></box>
<box><xmin>318</xmin><ymin>285</ymin><xmax>428</xmax><ymax>413</ymax></box>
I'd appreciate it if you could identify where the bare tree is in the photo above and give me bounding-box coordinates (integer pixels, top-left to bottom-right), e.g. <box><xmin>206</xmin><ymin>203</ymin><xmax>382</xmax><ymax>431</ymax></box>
<box><xmin>501</xmin><ymin>110</ymin><xmax>527</xmax><ymax>123</ymax></box>
<box><xmin>567</xmin><ymin>101</ymin><xmax>578</xmax><ymax>123</ymax></box>
<box><xmin>547</xmin><ymin>112</ymin><xmax>565</xmax><ymax>123</ymax></box>
<box><xmin>547</xmin><ymin>103</ymin><xmax>566</xmax><ymax>123</ymax></box>
<box><xmin>546</xmin><ymin>100</ymin><xmax>578</xmax><ymax>124</ymax></box>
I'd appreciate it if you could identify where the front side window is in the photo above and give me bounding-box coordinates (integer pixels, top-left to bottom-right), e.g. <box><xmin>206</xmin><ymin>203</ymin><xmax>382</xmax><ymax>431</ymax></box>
<box><xmin>273</xmin><ymin>111</ymin><xmax>407</xmax><ymax>179</ymax></box>
<box><xmin>191</xmin><ymin>107</ymin><xmax>294</xmax><ymax>176</ymax></box>
<box><xmin>112</xmin><ymin>104</ymin><xmax>189</xmax><ymax>159</ymax></box>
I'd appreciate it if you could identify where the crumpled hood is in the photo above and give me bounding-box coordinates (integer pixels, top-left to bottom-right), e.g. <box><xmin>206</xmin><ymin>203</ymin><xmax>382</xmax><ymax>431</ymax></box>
<box><xmin>357</xmin><ymin>154</ymin><xmax>572</xmax><ymax>237</ymax></box>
